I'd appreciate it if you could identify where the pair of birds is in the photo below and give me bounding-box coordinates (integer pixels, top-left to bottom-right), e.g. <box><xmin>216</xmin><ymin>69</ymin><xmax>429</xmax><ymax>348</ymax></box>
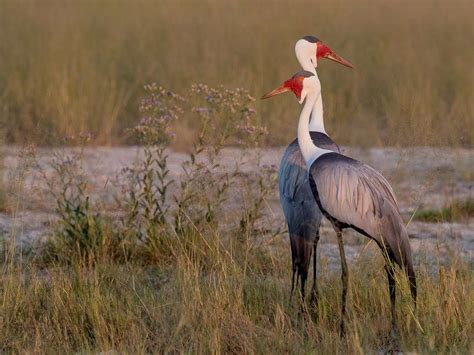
<box><xmin>262</xmin><ymin>36</ymin><xmax>416</xmax><ymax>335</ymax></box>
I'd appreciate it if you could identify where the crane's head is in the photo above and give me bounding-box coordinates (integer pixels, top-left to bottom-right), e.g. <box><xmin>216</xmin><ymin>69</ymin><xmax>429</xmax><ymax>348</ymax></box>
<box><xmin>295</xmin><ymin>35</ymin><xmax>353</xmax><ymax>70</ymax></box>
<box><xmin>261</xmin><ymin>71</ymin><xmax>319</xmax><ymax>104</ymax></box>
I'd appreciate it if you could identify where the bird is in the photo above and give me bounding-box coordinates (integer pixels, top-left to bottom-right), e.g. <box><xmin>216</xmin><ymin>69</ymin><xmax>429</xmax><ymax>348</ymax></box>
<box><xmin>278</xmin><ymin>36</ymin><xmax>353</xmax><ymax>307</ymax></box>
<box><xmin>262</xmin><ymin>71</ymin><xmax>416</xmax><ymax>336</ymax></box>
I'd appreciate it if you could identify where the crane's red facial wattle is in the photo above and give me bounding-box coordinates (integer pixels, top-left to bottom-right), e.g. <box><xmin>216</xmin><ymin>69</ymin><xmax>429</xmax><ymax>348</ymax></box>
<box><xmin>261</xmin><ymin>76</ymin><xmax>304</xmax><ymax>100</ymax></box>
<box><xmin>316</xmin><ymin>43</ymin><xmax>332</xmax><ymax>59</ymax></box>
<box><xmin>283</xmin><ymin>77</ymin><xmax>304</xmax><ymax>100</ymax></box>
<box><xmin>316</xmin><ymin>42</ymin><xmax>354</xmax><ymax>68</ymax></box>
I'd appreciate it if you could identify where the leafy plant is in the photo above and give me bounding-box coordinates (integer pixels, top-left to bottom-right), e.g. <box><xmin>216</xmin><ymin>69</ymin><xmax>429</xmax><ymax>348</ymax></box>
<box><xmin>121</xmin><ymin>85</ymin><xmax>183</xmax><ymax>240</ymax></box>
<box><xmin>41</xmin><ymin>148</ymin><xmax>108</xmax><ymax>264</ymax></box>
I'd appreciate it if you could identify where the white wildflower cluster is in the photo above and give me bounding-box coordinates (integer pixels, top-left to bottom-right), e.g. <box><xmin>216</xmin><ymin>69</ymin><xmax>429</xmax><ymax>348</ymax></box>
<box><xmin>134</xmin><ymin>83</ymin><xmax>185</xmax><ymax>145</ymax></box>
<box><xmin>189</xmin><ymin>83</ymin><xmax>267</xmax><ymax>148</ymax></box>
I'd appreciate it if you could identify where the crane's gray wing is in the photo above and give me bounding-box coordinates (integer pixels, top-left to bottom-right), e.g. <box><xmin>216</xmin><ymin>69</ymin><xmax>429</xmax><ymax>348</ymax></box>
<box><xmin>309</xmin><ymin>152</ymin><xmax>416</xmax><ymax>300</ymax></box>
<box><xmin>310</xmin><ymin>153</ymin><xmax>402</xmax><ymax>242</ymax></box>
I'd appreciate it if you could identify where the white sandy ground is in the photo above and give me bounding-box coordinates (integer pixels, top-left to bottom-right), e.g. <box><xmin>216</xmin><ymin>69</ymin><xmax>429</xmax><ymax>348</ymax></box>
<box><xmin>1</xmin><ymin>146</ymin><xmax>472</xmax><ymax>271</ymax></box>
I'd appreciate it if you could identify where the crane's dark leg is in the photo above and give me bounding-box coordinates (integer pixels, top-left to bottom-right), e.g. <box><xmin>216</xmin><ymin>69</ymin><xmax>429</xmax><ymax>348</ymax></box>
<box><xmin>335</xmin><ymin>226</ymin><xmax>349</xmax><ymax>337</ymax></box>
<box><xmin>300</xmin><ymin>268</ymin><xmax>308</xmax><ymax>311</ymax></box>
<box><xmin>300</xmin><ymin>232</ymin><xmax>315</xmax><ymax>312</ymax></box>
<box><xmin>290</xmin><ymin>265</ymin><xmax>297</xmax><ymax>302</ymax></box>
<box><xmin>385</xmin><ymin>263</ymin><xmax>401</xmax><ymax>351</ymax></box>
<box><xmin>309</xmin><ymin>230</ymin><xmax>320</xmax><ymax>311</ymax></box>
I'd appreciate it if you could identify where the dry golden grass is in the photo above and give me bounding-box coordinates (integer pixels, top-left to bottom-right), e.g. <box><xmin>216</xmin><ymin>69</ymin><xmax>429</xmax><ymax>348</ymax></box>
<box><xmin>1</xmin><ymin>233</ymin><xmax>472</xmax><ymax>353</ymax></box>
<box><xmin>0</xmin><ymin>0</ymin><xmax>473</xmax><ymax>146</ymax></box>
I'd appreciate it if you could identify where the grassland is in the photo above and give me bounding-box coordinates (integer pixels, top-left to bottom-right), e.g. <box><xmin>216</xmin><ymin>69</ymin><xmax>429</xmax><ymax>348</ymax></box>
<box><xmin>1</xmin><ymin>229</ymin><xmax>472</xmax><ymax>353</ymax></box>
<box><xmin>0</xmin><ymin>0</ymin><xmax>473</xmax><ymax>147</ymax></box>
<box><xmin>0</xmin><ymin>1</ymin><xmax>472</xmax><ymax>353</ymax></box>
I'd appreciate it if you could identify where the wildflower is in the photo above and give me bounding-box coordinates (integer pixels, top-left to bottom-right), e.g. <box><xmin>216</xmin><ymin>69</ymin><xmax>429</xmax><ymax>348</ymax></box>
<box><xmin>139</xmin><ymin>117</ymin><xmax>151</xmax><ymax>125</ymax></box>
<box><xmin>161</xmin><ymin>113</ymin><xmax>173</xmax><ymax>122</ymax></box>
<box><xmin>144</xmin><ymin>82</ymin><xmax>158</xmax><ymax>91</ymax></box>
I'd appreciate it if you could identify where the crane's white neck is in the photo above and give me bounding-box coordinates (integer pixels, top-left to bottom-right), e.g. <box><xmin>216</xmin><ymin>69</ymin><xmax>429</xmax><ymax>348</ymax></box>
<box><xmin>309</xmin><ymin>93</ymin><xmax>326</xmax><ymax>133</ymax></box>
<box><xmin>298</xmin><ymin>91</ymin><xmax>333</xmax><ymax>169</ymax></box>
<box><xmin>295</xmin><ymin>43</ymin><xmax>326</xmax><ymax>134</ymax></box>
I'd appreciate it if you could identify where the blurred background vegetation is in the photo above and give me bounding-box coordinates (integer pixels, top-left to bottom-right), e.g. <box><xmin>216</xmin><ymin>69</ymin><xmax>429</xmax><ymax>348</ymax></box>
<box><xmin>0</xmin><ymin>0</ymin><xmax>473</xmax><ymax>147</ymax></box>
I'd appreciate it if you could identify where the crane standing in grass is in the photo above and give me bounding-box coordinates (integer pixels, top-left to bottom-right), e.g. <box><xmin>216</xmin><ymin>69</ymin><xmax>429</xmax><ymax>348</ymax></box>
<box><xmin>263</xmin><ymin>71</ymin><xmax>416</xmax><ymax>336</ymax></box>
<box><xmin>278</xmin><ymin>36</ymin><xmax>353</xmax><ymax>305</ymax></box>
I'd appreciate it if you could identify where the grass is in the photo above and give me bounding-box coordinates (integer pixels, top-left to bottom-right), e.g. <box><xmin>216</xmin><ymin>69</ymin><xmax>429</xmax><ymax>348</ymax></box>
<box><xmin>414</xmin><ymin>199</ymin><xmax>474</xmax><ymax>223</ymax></box>
<box><xmin>0</xmin><ymin>0</ymin><xmax>473</xmax><ymax>147</ymax></box>
<box><xmin>1</xmin><ymin>236</ymin><xmax>472</xmax><ymax>353</ymax></box>
<box><xmin>0</xmin><ymin>5</ymin><xmax>472</xmax><ymax>350</ymax></box>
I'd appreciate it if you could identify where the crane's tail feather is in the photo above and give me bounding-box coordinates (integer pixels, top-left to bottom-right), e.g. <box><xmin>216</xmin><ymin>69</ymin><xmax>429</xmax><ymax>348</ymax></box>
<box><xmin>382</xmin><ymin>230</ymin><xmax>417</xmax><ymax>308</ymax></box>
<box><xmin>289</xmin><ymin>232</ymin><xmax>297</xmax><ymax>302</ymax></box>
<box><xmin>404</xmin><ymin>253</ymin><xmax>417</xmax><ymax>308</ymax></box>
<box><xmin>398</xmin><ymin>235</ymin><xmax>417</xmax><ymax>307</ymax></box>
<box><xmin>289</xmin><ymin>231</ymin><xmax>314</xmax><ymax>303</ymax></box>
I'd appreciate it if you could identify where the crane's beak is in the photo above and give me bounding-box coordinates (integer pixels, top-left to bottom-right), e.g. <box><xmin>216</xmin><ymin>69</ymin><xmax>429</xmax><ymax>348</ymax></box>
<box><xmin>326</xmin><ymin>51</ymin><xmax>354</xmax><ymax>68</ymax></box>
<box><xmin>318</xmin><ymin>43</ymin><xmax>354</xmax><ymax>68</ymax></box>
<box><xmin>261</xmin><ymin>84</ymin><xmax>290</xmax><ymax>99</ymax></box>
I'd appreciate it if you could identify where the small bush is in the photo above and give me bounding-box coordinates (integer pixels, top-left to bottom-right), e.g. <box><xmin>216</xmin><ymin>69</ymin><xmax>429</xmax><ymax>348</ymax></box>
<box><xmin>39</xmin><ymin>149</ymin><xmax>112</xmax><ymax>265</ymax></box>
